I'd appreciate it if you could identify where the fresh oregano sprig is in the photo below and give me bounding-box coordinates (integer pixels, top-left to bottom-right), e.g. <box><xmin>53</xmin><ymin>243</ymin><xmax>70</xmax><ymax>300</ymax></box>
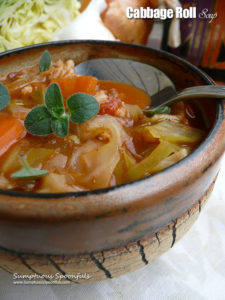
<box><xmin>11</xmin><ymin>156</ymin><xmax>48</xmax><ymax>179</ymax></box>
<box><xmin>24</xmin><ymin>83</ymin><xmax>99</xmax><ymax>138</ymax></box>
<box><xmin>39</xmin><ymin>50</ymin><xmax>51</xmax><ymax>72</ymax></box>
<box><xmin>68</xmin><ymin>93</ymin><xmax>100</xmax><ymax>124</ymax></box>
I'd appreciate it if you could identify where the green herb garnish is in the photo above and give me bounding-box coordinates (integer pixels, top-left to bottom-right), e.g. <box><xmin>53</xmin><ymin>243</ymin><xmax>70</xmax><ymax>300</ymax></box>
<box><xmin>144</xmin><ymin>106</ymin><xmax>171</xmax><ymax>115</ymax></box>
<box><xmin>24</xmin><ymin>105</ymin><xmax>53</xmax><ymax>136</ymax></box>
<box><xmin>24</xmin><ymin>83</ymin><xmax>99</xmax><ymax>137</ymax></box>
<box><xmin>51</xmin><ymin>115</ymin><xmax>70</xmax><ymax>138</ymax></box>
<box><xmin>68</xmin><ymin>93</ymin><xmax>100</xmax><ymax>124</ymax></box>
<box><xmin>39</xmin><ymin>50</ymin><xmax>51</xmax><ymax>72</ymax></box>
<box><xmin>0</xmin><ymin>83</ymin><xmax>10</xmax><ymax>111</ymax></box>
<box><xmin>11</xmin><ymin>156</ymin><xmax>48</xmax><ymax>179</ymax></box>
<box><xmin>45</xmin><ymin>82</ymin><xmax>65</xmax><ymax>118</ymax></box>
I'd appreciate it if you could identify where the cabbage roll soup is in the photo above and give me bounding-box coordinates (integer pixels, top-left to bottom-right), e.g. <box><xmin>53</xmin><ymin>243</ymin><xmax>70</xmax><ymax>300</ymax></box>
<box><xmin>0</xmin><ymin>51</ymin><xmax>206</xmax><ymax>193</ymax></box>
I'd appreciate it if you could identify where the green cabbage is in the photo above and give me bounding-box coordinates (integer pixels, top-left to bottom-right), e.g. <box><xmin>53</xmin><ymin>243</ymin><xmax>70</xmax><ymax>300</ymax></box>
<box><xmin>0</xmin><ymin>0</ymin><xmax>80</xmax><ymax>52</ymax></box>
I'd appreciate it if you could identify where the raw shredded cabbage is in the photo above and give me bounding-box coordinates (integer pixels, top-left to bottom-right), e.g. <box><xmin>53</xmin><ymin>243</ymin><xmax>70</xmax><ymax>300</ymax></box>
<box><xmin>0</xmin><ymin>0</ymin><xmax>80</xmax><ymax>52</ymax></box>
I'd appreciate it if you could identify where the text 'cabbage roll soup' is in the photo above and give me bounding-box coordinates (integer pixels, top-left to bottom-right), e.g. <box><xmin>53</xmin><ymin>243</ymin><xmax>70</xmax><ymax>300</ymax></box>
<box><xmin>0</xmin><ymin>51</ymin><xmax>206</xmax><ymax>193</ymax></box>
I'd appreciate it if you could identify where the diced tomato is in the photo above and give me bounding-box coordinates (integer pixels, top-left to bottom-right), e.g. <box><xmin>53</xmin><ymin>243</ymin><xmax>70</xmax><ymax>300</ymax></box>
<box><xmin>99</xmin><ymin>96</ymin><xmax>122</xmax><ymax>116</ymax></box>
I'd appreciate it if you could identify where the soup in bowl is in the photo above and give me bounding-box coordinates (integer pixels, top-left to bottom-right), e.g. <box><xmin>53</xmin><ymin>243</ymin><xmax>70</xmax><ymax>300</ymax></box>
<box><xmin>0</xmin><ymin>41</ymin><xmax>224</xmax><ymax>283</ymax></box>
<box><xmin>0</xmin><ymin>51</ymin><xmax>206</xmax><ymax>193</ymax></box>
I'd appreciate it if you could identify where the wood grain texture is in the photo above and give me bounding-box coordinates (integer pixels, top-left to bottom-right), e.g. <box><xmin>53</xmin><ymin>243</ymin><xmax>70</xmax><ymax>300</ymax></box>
<box><xmin>0</xmin><ymin>179</ymin><xmax>214</xmax><ymax>284</ymax></box>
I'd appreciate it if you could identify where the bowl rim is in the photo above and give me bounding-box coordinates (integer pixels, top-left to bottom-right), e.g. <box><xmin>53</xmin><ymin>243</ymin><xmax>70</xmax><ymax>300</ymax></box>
<box><xmin>0</xmin><ymin>40</ymin><xmax>224</xmax><ymax>200</ymax></box>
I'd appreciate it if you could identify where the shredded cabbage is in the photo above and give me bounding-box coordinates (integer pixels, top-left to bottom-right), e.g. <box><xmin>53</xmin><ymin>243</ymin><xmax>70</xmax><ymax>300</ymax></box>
<box><xmin>0</xmin><ymin>0</ymin><xmax>80</xmax><ymax>52</ymax></box>
<box><xmin>127</xmin><ymin>141</ymin><xmax>181</xmax><ymax>182</ymax></box>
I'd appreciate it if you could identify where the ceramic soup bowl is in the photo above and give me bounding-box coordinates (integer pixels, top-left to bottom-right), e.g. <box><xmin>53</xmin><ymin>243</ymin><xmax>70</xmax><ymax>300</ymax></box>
<box><xmin>0</xmin><ymin>41</ymin><xmax>224</xmax><ymax>283</ymax></box>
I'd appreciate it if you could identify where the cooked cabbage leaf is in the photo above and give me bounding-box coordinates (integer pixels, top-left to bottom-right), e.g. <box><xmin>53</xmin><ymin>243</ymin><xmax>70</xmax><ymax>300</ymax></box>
<box><xmin>150</xmin><ymin>148</ymin><xmax>189</xmax><ymax>174</ymax></box>
<box><xmin>143</xmin><ymin>121</ymin><xmax>205</xmax><ymax>144</ymax></box>
<box><xmin>0</xmin><ymin>0</ymin><xmax>80</xmax><ymax>52</ymax></box>
<box><xmin>127</xmin><ymin>141</ymin><xmax>181</xmax><ymax>181</ymax></box>
<box><xmin>114</xmin><ymin>148</ymin><xmax>136</xmax><ymax>185</ymax></box>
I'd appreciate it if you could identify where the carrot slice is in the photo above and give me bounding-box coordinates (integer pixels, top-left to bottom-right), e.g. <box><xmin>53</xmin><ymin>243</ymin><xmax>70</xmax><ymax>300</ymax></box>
<box><xmin>0</xmin><ymin>115</ymin><xmax>26</xmax><ymax>157</ymax></box>
<box><xmin>75</xmin><ymin>76</ymin><xmax>98</xmax><ymax>95</ymax></box>
<box><xmin>51</xmin><ymin>76</ymin><xmax>98</xmax><ymax>99</ymax></box>
<box><xmin>51</xmin><ymin>77</ymin><xmax>77</xmax><ymax>100</ymax></box>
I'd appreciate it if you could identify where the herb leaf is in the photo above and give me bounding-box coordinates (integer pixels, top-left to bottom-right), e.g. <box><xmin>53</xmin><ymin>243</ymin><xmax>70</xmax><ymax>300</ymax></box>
<box><xmin>24</xmin><ymin>85</ymin><xmax>99</xmax><ymax>136</ymax></box>
<box><xmin>11</xmin><ymin>157</ymin><xmax>48</xmax><ymax>179</ymax></box>
<box><xmin>0</xmin><ymin>83</ymin><xmax>10</xmax><ymax>111</ymax></box>
<box><xmin>68</xmin><ymin>93</ymin><xmax>99</xmax><ymax>124</ymax></box>
<box><xmin>39</xmin><ymin>50</ymin><xmax>51</xmax><ymax>72</ymax></box>
<box><xmin>24</xmin><ymin>105</ymin><xmax>53</xmax><ymax>135</ymax></box>
<box><xmin>51</xmin><ymin>115</ymin><xmax>69</xmax><ymax>138</ymax></box>
<box><xmin>144</xmin><ymin>106</ymin><xmax>171</xmax><ymax>115</ymax></box>
<box><xmin>45</xmin><ymin>83</ymin><xmax>64</xmax><ymax>118</ymax></box>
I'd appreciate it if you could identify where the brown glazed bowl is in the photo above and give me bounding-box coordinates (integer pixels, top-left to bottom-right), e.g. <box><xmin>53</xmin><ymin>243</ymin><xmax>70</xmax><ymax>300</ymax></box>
<box><xmin>0</xmin><ymin>41</ymin><xmax>224</xmax><ymax>284</ymax></box>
